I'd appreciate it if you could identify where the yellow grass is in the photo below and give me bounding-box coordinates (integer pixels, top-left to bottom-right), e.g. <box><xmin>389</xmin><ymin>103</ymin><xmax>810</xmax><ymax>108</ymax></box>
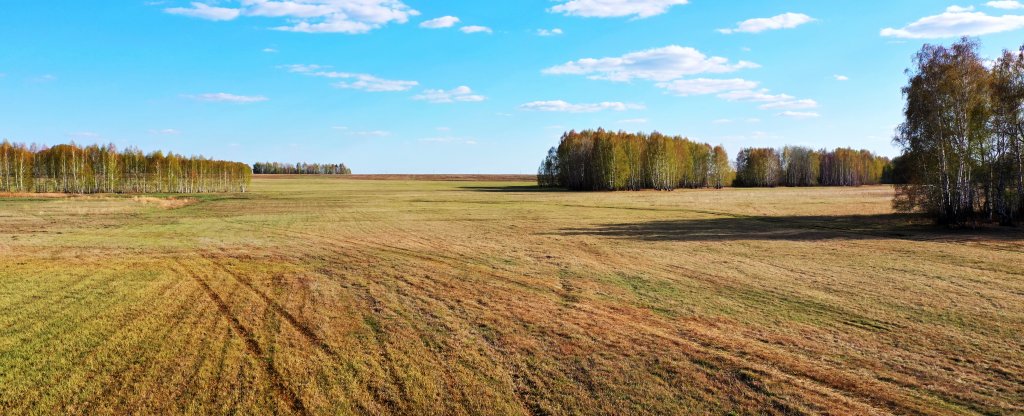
<box><xmin>0</xmin><ymin>178</ymin><xmax>1021</xmax><ymax>415</ymax></box>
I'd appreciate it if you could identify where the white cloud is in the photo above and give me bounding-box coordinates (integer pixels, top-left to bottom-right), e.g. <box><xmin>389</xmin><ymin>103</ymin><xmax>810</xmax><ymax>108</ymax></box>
<box><xmin>165</xmin><ymin>0</ymin><xmax>418</xmax><ymax>34</ymax></box>
<box><xmin>834</xmin><ymin>74</ymin><xmax>849</xmax><ymax>81</ymax></box>
<box><xmin>543</xmin><ymin>46</ymin><xmax>816</xmax><ymax>113</ymax></box>
<box><xmin>718</xmin><ymin>12</ymin><xmax>814</xmax><ymax>34</ymax></box>
<box><xmin>537</xmin><ymin>28</ymin><xmax>564</xmax><ymax>36</ymax></box>
<box><xmin>946</xmin><ymin>5</ymin><xmax>976</xmax><ymax>12</ymax></box>
<box><xmin>988</xmin><ymin>1</ymin><xmax>1024</xmax><ymax>9</ymax></box>
<box><xmin>881</xmin><ymin>6</ymin><xmax>1024</xmax><ymax>38</ymax></box>
<box><xmin>718</xmin><ymin>89</ymin><xmax>818</xmax><ymax>110</ymax></box>
<box><xmin>30</xmin><ymin>74</ymin><xmax>57</xmax><ymax>83</ymax></box>
<box><xmin>281</xmin><ymin>64</ymin><xmax>324</xmax><ymax>73</ymax></box>
<box><xmin>149</xmin><ymin>128</ymin><xmax>181</xmax><ymax>135</ymax></box>
<box><xmin>164</xmin><ymin>2</ymin><xmax>241</xmax><ymax>21</ymax></box>
<box><xmin>420</xmin><ymin>16</ymin><xmax>459</xmax><ymax>29</ymax></box>
<box><xmin>779</xmin><ymin>111</ymin><xmax>820</xmax><ymax>118</ymax></box>
<box><xmin>190</xmin><ymin>93</ymin><xmax>269</xmax><ymax>103</ymax></box>
<box><xmin>543</xmin><ymin>45</ymin><xmax>758</xmax><ymax>82</ymax></box>
<box><xmin>244</xmin><ymin>0</ymin><xmax>337</xmax><ymax>18</ymax></box>
<box><xmin>283</xmin><ymin>64</ymin><xmax>418</xmax><ymax>92</ymax></box>
<box><xmin>460</xmin><ymin>25</ymin><xmax>492</xmax><ymax>34</ymax></box>
<box><xmin>760</xmin><ymin>99</ymin><xmax>818</xmax><ymax>110</ymax></box>
<box><xmin>519</xmin><ymin>100</ymin><xmax>644</xmax><ymax>113</ymax></box>
<box><xmin>656</xmin><ymin>78</ymin><xmax>758</xmax><ymax>95</ymax></box>
<box><xmin>413</xmin><ymin>86</ymin><xmax>485</xmax><ymax>103</ymax></box>
<box><xmin>549</xmin><ymin>0</ymin><xmax>688</xmax><ymax>19</ymax></box>
<box><xmin>262</xmin><ymin>47</ymin><xmax>278</xmax><ymax>53</ymax></box>
<box><xmin>329</xmin><ymin>73</ymin><xmax>418</xmax><ymax>91</ymax></box>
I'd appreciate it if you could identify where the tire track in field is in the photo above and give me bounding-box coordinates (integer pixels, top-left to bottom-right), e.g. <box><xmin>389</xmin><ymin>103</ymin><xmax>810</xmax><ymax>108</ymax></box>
<box><xmin>596</xmin><ymin>252</ymin><xmax>969</xmax><ymax>414</ymax></box>
<box><xmin>214</xmin><ymin>218</ymin><xmax>529</xmax><ymax>413</ymax></box>
<box><xmin>347</xmin><ymin>281</ymin><xmax>410</xmax><ymax>414</ymax></box>
<box><xmin>208</xmin><ymin>219</ymin><xmax>416</xmax><ymax>414</ymax></box>
<box><xmin>76</xmin><ymin>275</ymin><xmax>188</xmax><ymax>414</ymax></box>
<box><xmin>216</xmin><ymin>196</ymin><xmax>1016</xmax><ymax>413</ymax></box>
<box><xmin>216</xmin><ymin>220</ymin><xmax>775</xmax><ymax>413</ymax></box>
<box><xmin>201</xmin><ymin>255</ymin><xmax>343</xmax><ymax>360</ymax></box>
<box><xmin>202</xmin><ymin>253</ymin><xmax>413</xmax><ymax>414</ymax></box>
<box><xmin>244</xmin><ymin>219</ymin><xmax>512</xmax><ymax>286</ymax></box>
<box><xmin>265</xmin><ymin>226</ymin><xmax>911</xmax><ymax>414</ymax></box>
<box><xmin>177</xmin><ymin>259</ymin><xmax>310</xmax><ymax>416</ymax></box>
<box><xmin>215</xmin><ymin>217</ymin><xmax>508</xmax><ymax>300</ymax></box>
<box><xmin>218</xmin><ymin>217</ymin><xmax>895</xmax><ymax>413</ymax></box>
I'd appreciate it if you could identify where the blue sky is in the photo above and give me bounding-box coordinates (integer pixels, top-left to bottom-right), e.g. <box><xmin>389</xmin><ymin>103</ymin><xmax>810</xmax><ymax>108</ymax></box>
<box><xmin>4</xmin><ymin>1</ymin><xmax>1024</xmax><ymax>173</ymax></box>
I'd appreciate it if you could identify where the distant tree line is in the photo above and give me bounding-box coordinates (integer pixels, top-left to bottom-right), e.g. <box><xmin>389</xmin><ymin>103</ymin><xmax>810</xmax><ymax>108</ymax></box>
<box><xmin>733</xmin><ymin>146</ymin><xmax>893</xmax><ymax>187</ymax></box>
<box><xmin>538</xmin><ymin>129</ymin><xmax>734</xmax><ymax>191</ymax></box>
<box><xmin>0</xmin><ymin>140</ymin><xmax>251</xmax><ymax>193</ymax></box>
<box><xmin>252</xmin><ymin>162</ymin><xmax>351</xmax><ymax>175</ymax></box>
<box><xmin>896</xmin><ymin>38</ymin><xmax>1024</xmax><ymax>225</ymax></box>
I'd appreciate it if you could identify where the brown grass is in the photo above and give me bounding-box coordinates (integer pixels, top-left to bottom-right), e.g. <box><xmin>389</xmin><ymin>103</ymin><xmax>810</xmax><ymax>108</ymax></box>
<box><xmin>0</xmin><ymin>179</ymin><xmax>1020</xmax><ymax>415</ymax></box>
<box><xmin>0</xmin><ymin>193</ymin><xmax>196</xmax><ymax>209</ymax></box>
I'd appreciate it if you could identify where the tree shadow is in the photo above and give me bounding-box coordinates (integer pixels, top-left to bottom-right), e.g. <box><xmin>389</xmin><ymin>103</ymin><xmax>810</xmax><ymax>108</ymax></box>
<box><xmin>559</xmin><ymin>214</ymin><xmax>1024</xmax><ymax>243</ymax></box>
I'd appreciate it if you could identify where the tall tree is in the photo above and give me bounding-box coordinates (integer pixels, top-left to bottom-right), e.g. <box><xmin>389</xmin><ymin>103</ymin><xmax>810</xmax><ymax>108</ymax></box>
<box><xmin>540</xmin><ymin>130</ymin><xmax>732</xmax><ymax>191</ymax></box>
<box><xmin>895</xmin><ymin>38</ymin><xmax>997</xmax><ymax>224</ymax></box>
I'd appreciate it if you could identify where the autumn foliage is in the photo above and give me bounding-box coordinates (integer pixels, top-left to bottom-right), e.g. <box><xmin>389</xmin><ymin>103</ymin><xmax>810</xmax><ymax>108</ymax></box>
<box><xmin>252</xmin><ymin>162</ymin><xmax>351</xmax><ymax>175</ymax></box>
<box><xmin>0</xmin><ymin>141</ymin><xmax>251</xmax><ymax>194</ymax></box>
<box><xmin>734</xmin><ymin>146</ymin><xmax>891</xmax><ymax>187</ymax></box>
<box><xmin>896</xmin><ymin>38</ymin><xmax>1024</xmax><ymax>225</ymax></box>
<box><xmin>538</xmin><ymin>129</ymin><xmax>734</xmax><ymax>191</ymax></box>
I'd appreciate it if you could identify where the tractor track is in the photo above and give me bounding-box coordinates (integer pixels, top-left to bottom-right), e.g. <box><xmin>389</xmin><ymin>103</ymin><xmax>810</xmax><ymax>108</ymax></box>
<box><xmin>176</xmin><ymin>259</ymin><xmax>310</xmax><ymax>416</ymax></box>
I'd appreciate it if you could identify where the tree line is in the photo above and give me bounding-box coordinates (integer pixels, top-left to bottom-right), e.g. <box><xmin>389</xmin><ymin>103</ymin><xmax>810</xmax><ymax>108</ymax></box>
<box><xmin>0</xmin><ymin>141</ymin><xmax>251</xmax><ymax>194</ymax></box>
<box><xmin>252</xmin><ymin>162</ymin><xmax>352</xmax><ymax>175</ymax></box>
<box><xmin>733</xmin><ymin>146</ymin><xmax>893</xmax><ymax>187</ymax></box>
<box><xmin>895</xmin><ymin>38</ymin><xmax>1024</xmax><ymax>225</ymax></box>
<box><xmin>538</xmin><ymin>129</ymin><xmax>734</xmax><ymax>191</ymax></box>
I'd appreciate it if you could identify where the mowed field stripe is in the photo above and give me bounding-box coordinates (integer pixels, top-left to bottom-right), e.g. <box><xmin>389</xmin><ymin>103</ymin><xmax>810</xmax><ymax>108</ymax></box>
<box><xmin>206</xmin><ymin>218</ymin><xmax>521</xmax><ymax>414</ymax></box>
<box><xmin>176</xmin><ymin>259</ymin><xmax>310</xmax><ymax>416</ymax></box>
<box><xmin>202</xmin><ymin>255</ymin><xmax>342</xmax><ymax>359</ymax></box>
<box><xmin>5</xmin><ymin>180</ymin><xmax>1017</xmax><ymax>414</ymax></box>
<box><xmin>209</xmin><ymin>207</ymin><xmax>925</xmax><ymax>414</ymax></box>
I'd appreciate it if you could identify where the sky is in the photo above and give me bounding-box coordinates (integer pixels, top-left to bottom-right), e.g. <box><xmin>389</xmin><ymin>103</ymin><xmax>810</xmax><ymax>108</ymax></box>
<box><xmin>5</xmin><ymin>1</ymin><xmax>1024</xmax><ymax>173</ymax></box>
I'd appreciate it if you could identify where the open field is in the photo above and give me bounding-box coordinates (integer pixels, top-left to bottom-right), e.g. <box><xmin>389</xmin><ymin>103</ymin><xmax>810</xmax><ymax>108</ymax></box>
<box><xmin>340</xmin><ymin>174</ymin><xmax>536</xmax><ymax>182</ymax></box>
<box><xmin>0</xmin><ymin>177</ymin><xmax>1022</xmax><ymax>415</ymax></box>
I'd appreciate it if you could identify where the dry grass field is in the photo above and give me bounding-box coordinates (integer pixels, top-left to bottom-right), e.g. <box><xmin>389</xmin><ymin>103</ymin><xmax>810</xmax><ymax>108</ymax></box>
<box><xmin>0</xmin><ymin>177</ymin><xmax>1021</xmax><ymax>415</ymax></box>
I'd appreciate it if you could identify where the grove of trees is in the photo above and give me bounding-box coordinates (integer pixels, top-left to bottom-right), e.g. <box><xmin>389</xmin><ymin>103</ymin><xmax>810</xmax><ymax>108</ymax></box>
<box><xmin>895</xmin><ymin>38</ymin><xmax>1024</xmax><ymax>225</ymax></box>
<box><xmin>734</xmin><ymin>146</ymin><xmax>892</xmax><ymax>187</ymax></box>
<box><xmin>0</xmin><ymin>141</ymin><xmax>251</xmax><ymax>194</ymax></box>
<box><xmin>538</xmin><ymin>129</ymin><xmax>734</xmax><ymax>191</ymax></box>
<box><xmin>252</xmin><ymin>162</ymin><xmax>351</xmax><ymax>175</ymax></box>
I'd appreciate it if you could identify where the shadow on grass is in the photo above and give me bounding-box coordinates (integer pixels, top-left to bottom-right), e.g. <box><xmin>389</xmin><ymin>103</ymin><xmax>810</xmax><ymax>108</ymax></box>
<box><xmin>458</xmin><ymin>185</ymin><xmax>564</xmax><ymax>193</ymax></box>
<box><xmin>559</xmin><ymin>214</ymin><xmax>1024</xmax><ymax>242</ymax></box>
